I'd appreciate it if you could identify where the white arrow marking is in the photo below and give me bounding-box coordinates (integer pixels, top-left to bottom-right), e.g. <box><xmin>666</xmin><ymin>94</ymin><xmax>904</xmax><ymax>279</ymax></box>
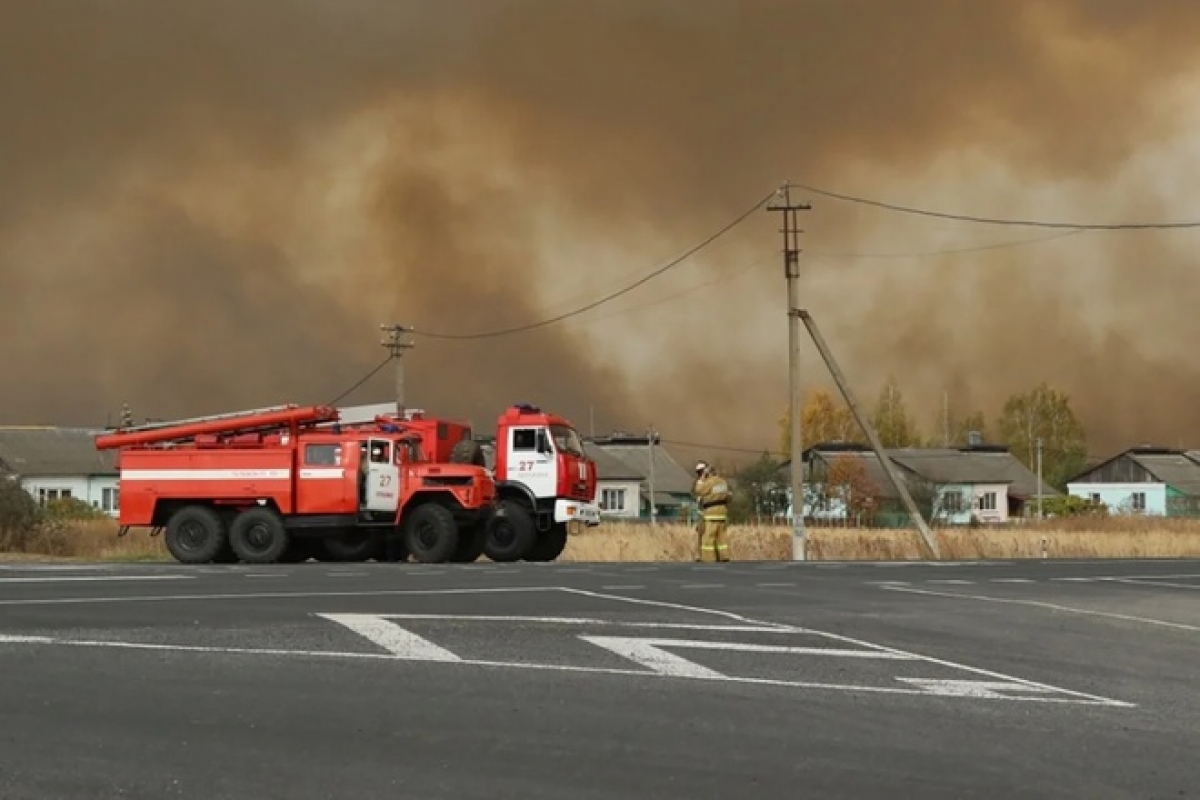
<box><xmin>317</xmin><ymin>613</ymin><xmax>462</xmax><ymax>662</ymax></box>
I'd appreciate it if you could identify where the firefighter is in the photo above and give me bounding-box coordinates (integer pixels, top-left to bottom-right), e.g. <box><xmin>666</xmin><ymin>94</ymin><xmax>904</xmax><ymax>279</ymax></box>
<box><xmin>692</xmin><ymin>461</ymin><xmax>707</xmax><ymax>561</ymax></box>
<box><xmin>694</xmin><ymin>460</ymin><xmax>731</xmax><ymax>562</ymax></box>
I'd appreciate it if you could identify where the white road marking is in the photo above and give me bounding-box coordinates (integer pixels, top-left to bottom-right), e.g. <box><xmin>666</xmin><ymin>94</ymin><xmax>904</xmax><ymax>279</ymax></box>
<box><xmin>991</xmin><ymin>578</ymin><xmax>1035</xmax><ymax>584</ymax></box>
<box><xmin>318</xmin><ymin>613</ymin><xmax>462</xmax><ymax>661</ymax></box>
<box><xmin>0</xmin><ymin>585</ymin><xmax>565</xmax><ymax>607</ymax></box>
<box><xmin>0</xmin><ymin>585</ymin><xmax>1134</xmax><ymax>707</ymax></box>
<box><xmin>895</xmin><ymin>678</ymin><xmax>1062</xmax><ymax>700</ymax></box>
<box><xmin>1051</xmin><ymin>577</ymin><xmax>1098</xmax><ymax>583</ymax></box>
<box><xmin>0</xmin><ymin>575</ymin><xmax>192</xmax><ymax>584</ymax></box>
<box><xmin>357</xmin><ymin>614</ymin><xmax>794</xmax><ymax>633</ymax></box>
<box><xmin>599</xmin><ymin>585</ymin><xmax>645</xmax><ymax>591</ymax></box>
<box><xmin>882</xmin><ymin>585</ymin><xmax>1200</xmax><ymax>633</ymax></box>
<box><xmin>928</xmin><ymin>579</ymin><xmax>974</xmax><ymax>585</ymax></box>
<box><xmin>1108</xmin><ymin>578</ymin><xmax>1200</xmax><ymax>591</ymax></box>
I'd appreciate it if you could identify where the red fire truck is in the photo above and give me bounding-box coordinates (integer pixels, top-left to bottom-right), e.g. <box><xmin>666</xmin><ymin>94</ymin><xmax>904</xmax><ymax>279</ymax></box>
<box><xmin>384</xmin><ymin>404</ymin><xmax>600</xmax><ymax>563</ymax></box>
<box><xmin>93</xmin><ymin>404</ymin><xmax>497</xmax><ymax>565</ymax></box>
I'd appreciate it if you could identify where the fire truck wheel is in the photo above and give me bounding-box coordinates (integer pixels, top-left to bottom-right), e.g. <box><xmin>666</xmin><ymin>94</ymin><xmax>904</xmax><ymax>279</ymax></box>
<box><xmin>164</xmin><ymin>506</ymin><xmax>227</xmax><ymax>564</ymax></box>
<box><xmin>524</xmin><ymin>523</ymin><xmax>569</xmax><ymax>562</ymax></box>
<box><xmin>404</xmin><ymin>503</ymin><xmax>459</xmax><ymax>563</ymax></box>
<box><xmin>449</xmin><ymin>439</ymin><xmax>487</xmax><ymax>467</ymax></box>
<box><xmin>483</xmin><ymin>500</ymin><xmax>536</xmax><ymax>562</ymax></box>
<box><xmin>228</xmin><ymin>508</ymin><xmax>290</xmax><ymax>564</ymax></box>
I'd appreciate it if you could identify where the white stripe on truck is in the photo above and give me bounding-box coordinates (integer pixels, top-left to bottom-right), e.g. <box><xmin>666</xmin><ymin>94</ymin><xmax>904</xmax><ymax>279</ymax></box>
<box><xmin>299</xmin><ymin>468</ymin><xmax>344</xmax><ymax>480</ymax></box>
<box><xmin>120</xmin><ymin>469</ymin><xmax>291</xmax><ymax>481</ymax></box>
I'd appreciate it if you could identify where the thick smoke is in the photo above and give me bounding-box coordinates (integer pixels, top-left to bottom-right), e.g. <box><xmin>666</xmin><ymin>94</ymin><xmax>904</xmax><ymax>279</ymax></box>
<box><xmin>3</xmin><ymin>0</ymin><xmax>1200</xmax><ymax>460</ymax></box>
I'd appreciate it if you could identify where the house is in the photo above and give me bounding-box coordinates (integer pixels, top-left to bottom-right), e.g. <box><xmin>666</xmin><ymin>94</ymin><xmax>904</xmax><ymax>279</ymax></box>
<box><xmin>0</xmin><ymin>427</ymin><xmax>120</xmax><ymax>516</ymax></box>
<box><xmin>1065</xmin><ymin>446</ymin><xmax>1200</xmax><ymax>516</ymax></box>
<box><xmin>588</xmin><ymin>433</ymin><xmax>697</xmax><ymax>521</ymax></box>
<box><xmin>779</xmin><ymin>441</ymin><xmax>1057</xmax><ymax>525</ymax></box>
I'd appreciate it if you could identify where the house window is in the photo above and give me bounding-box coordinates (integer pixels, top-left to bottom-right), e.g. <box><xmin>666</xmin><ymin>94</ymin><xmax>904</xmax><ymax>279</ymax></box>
<box><xmin>102</xmin><ymin>487</ymin><xmax>120</xmax><ymax>512</ymax></box>
<box><xmin>1132</xmin><ymin>492</ymin><xmax>1146</xmax><ymax>512</ymax></box>
<box><xmin>37</xmin><ymin>488</ymin><xmax>72</xmax><ymax>505</ymax></box>
<box><xmin>942</xmin><ymin>491</ymin><xmax>964</xmax><ymax>513</ymax></box>
<box><xmin>1090</xmin><ymin>493</ymin><xmax>1100</xmax><ymax>503</ymax></box>
<box><xmin>600</xmin><ymin>488</ymin><xmax>627</xmax><ymax>512</ymax></box>
<box><xmin>977</xmin><ymin>492</ymin><xmax>997</xmax><ymax>511</ymax></box>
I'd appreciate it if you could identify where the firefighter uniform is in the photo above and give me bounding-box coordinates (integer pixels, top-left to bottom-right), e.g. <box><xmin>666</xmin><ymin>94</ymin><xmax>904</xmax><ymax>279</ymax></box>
<box><xmin>694</xmin><ymin>464</ymin><xmax>731</xmax><ymax>562</ymax></box>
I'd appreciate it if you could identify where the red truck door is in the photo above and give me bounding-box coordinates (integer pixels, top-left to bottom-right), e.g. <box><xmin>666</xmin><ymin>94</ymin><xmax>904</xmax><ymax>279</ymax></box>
<box><xmin>364</xmin><ymin>437</ymin><xmax>401</xmax><ymax>514</ymax></box>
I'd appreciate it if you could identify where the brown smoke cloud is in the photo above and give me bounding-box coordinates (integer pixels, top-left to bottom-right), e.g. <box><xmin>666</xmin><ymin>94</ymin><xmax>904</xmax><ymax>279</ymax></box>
<box><xmin>4</xmin><ymin>0</ymin><xmax>1200</xmax><ymax>462</ymax></box>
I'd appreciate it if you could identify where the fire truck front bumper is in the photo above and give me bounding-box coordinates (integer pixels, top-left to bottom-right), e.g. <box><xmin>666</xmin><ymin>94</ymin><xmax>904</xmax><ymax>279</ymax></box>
<box><xmin>555</xmin><ymin>499</ymin><xmax>600</xmax><ymax>526</ymax></box>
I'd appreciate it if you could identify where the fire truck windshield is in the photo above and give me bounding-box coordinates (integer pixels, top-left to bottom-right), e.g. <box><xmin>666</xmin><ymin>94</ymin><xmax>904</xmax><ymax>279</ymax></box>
<box><xmin>550</xmin><ymin>424</ymin><xmax>584</xmax><ymax>456</ymax></box>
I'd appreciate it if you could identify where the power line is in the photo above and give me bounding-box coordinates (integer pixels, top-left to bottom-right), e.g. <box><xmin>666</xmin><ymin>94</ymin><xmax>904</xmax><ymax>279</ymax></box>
<box><xmin>327</xmin><ymin>354</ymin><xmax>393</xmax><ymax>406</ymax></box>
<box><xmin>410</xmin><ymin>189</ymin><xmax>778</xmax><ymax>341</ymax></box>
<box><xmin>786</xmin><ymin>180</ymin><xmax>1200</xmax><ymax>230</ymax></box>
<box><xmin>808</xmin><ymin>228</ymin><xmax>1086</xmax><ymax>259</ymax></box>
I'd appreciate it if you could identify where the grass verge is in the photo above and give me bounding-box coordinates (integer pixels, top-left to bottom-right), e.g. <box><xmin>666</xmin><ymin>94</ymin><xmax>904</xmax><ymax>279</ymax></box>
<box><xmin>5</xmin><ymin>518</ymin><xmax>1200</xmax><ymax>563</ymax></box>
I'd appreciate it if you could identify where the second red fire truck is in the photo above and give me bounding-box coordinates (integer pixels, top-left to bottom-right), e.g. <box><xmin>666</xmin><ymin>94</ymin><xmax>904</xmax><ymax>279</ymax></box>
<box><xmin>94</xmin><ymin>404</ymin><xmax>498</xmax><ymax>565</ymax></box>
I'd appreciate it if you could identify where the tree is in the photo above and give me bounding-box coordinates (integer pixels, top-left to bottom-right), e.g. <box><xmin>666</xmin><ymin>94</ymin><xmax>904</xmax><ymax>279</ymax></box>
<box><xmin>778</xmin><ymin>387</ymin><xmax>864</xmax><ymax>454</ymax></box>
<box><xmin>823</xmin><ymin>454</ymin><xmax>880</xmax><ymax>525</ymax></box>
<box><xmin>871</xmin><ymin>376</ymin><xmax>919</xmax><ymax>447</ymax></box>
<box><xmin>995</xmin><ymin>382</ymin><xmax>1088</xmax><ymax>491</ymax></box>
<box><xmin>730</xmin><ymin>453</ymin><xmax>788</xmax><ymax>524</ymax></box>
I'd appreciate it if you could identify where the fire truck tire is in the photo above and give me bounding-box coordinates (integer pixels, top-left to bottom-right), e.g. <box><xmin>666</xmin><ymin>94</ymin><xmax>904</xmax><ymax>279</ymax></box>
<box><xmin>450</xmin><ymin>439</ymin><xmax>487</xmax><ymax>467</ymax></box>
<box><xmin>164</xmin><ymin>506</ymin><xmax>227</xmax><ymax>564</ymax></box>
<box><xmin>524</xmin><ymin>523</ymin><xmax>569</xmax><ymax>562</ymax></box>
<box><xmin>404</xmin><ymin>503</ymin><xmax>459</xmax><ymax>563</ymax></box>
<box><xmin>483</xmin><ymin>500</ymin><xmax>536</xmax><ymax>562</ymax></box>
<box><xmin>228</xmin><ymin>508</ymin><xmax>290</xmax><ymax>564</ymax></box>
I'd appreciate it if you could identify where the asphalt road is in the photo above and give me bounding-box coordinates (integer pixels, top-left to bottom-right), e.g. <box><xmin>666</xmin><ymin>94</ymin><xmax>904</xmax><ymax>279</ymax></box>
<box><xmin>1</xmin><ymin>557</ymin><xmax>1198</xmax><ymax>799</ymax></box>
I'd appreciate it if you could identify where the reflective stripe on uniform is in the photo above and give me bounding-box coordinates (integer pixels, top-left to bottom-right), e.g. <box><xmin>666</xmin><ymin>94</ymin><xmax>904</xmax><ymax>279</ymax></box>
<box><xmin>703</xmin><ymin>515</ymin><xmax>726</xmax><ymax>521</ymax></box>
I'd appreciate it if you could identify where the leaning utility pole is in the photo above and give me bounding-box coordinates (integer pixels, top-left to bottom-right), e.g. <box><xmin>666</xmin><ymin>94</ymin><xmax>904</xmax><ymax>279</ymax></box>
<box><xmin>795</xmin><ymin>309</ymin><xmax>940</xmax><ymax>559</ymax></box>
<box><xmin>379</xmin><ymin>323</ymin><xmax>415</xmax><ymax>414</ymax></box>
<box><xmin>767</xmin><ymin>184</ymin><xmax>812</xmax><ymax>561</ymax></box>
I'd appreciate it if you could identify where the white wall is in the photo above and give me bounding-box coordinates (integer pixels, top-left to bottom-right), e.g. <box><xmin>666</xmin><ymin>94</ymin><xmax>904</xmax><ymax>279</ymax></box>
<box><xmin>1067</xmin><ymin>482</ymin><xmax>1166</xmax><ymax>516</ymax></box>
<box><xmin>21</xmin><ymin>475</ymin><xmax>120</xmax><ymax>517</ymax></box>
<box><xmin>595</xmin><ymin>480</ymin><xmax>641</xmax><ymax>519</ymax></box>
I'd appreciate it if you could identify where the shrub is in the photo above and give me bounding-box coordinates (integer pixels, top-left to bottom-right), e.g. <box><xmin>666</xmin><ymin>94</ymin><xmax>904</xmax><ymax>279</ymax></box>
<box><xmin>0</xmin><ymin>478</ymin><xmax>39</xmax><ymax>551</ymax></box>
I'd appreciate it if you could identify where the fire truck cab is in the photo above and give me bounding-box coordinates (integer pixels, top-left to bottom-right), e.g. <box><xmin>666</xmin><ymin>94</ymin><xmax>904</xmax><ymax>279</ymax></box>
<box><xmin>411</xmin><ymin>404</ymin><xmax>601</xmax><ymax>563</ymax></box>
<box><xmin>94</xmin><ymin>404</ymin><xmax>497</xmax><ymax>565</ymax></box>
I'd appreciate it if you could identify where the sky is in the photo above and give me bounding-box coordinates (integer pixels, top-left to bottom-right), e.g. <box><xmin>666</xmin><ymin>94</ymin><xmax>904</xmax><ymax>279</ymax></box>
<box><xmin>4</xmin><ymin>0</ymin><xmax>1200</xmax><ymax>464</ymax></box>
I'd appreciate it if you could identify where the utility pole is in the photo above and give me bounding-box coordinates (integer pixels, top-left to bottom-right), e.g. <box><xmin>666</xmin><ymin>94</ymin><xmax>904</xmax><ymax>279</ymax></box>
<box><xmin>768</xmin><ymin>184</ymin><xmax>811</xmax><ymax>561</ymax></box>
<box><xmin>647</xmin><ymin>424</ymin><xmax>658</xmax><ymax>526</ymax></box>
<box><xmin>379</xmin><ymin>323</ymin><xmax>415</xmax><ymax>414</ymax></box>
<box><xmin>1036</xmin><ymin>436</ymin><xmax>1044</xmax><ymax>520</ymax></box>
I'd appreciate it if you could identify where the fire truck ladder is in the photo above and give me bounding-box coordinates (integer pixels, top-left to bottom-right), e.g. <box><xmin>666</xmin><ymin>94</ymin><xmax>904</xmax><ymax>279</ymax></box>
<box><xmin>94</xmin><ymin>404</ymin><xmax>340</xmax><ymax>449</ymax></box>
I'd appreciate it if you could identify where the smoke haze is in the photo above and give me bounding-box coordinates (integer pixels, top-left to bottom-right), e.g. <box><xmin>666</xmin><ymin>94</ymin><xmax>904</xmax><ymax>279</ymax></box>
<box><xmin>4</xmin><ymin>0</ymin><xmax>1200</xmax><ymax>461</ymax></box>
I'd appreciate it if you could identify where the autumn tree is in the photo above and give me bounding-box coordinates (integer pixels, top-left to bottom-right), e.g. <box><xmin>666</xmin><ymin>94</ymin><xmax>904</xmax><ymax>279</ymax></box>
<box><xmin>871</xmin><ymin>376</ymin><xmax>920</xmax><ymax>447</ymax></box>
<box><xmin>995</xmin><ymin>382</ymin><xmax>1088</xmax><ymax>491</ymax></box>
<box><xmin>730</xmin><ymin>453</ymin><xmax>789</xmax><ymax>524</ymax></box>
<box><xmin>823</xmin><ymin>454</ymin><xmax>880</xmax><ymax>525</ymax></box>
<box><xmin>778</xmin><ymin>387</ymin><xmax>864</xmax><ymax>454</ymax></box>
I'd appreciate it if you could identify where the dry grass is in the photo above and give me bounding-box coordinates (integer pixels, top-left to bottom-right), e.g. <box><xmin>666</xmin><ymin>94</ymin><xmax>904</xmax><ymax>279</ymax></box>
<box><xmin>5</xmin><ymin>517</ymin><xmax>1200</xmax><ymax>563</ymax></box>
<box><xmin>0</xmin><ymin>519</ymin><xmax>170</xmax><ymax>563</ymax></box>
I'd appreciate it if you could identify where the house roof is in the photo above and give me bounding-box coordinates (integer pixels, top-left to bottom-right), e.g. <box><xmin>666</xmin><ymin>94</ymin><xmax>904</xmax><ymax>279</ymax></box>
<box><xmin>592</xmin><ymin>442</ymin><xmax>695</xmax><ymax>494</ymax></box>
<box><xmin>782</xmin><ymin>443</ymin><xmax>1058</xmax><ymax>498</ymax></box>
<box><xmin>0</xmin><ymin>427</ymin><xmax>117</xmax><ymax>477</ymax></box>
<box><xmin>1065</xmin><ymin>446</ymin><xmax>1200</xmax><ymax>496</ymax></box>
<box><xmin>1131</xmin><ymin>452</ymin><xmax>1200</xmax><ymax>495</ymax></box>
<box><xmin>583</xmin><ymin>443</ymin><xmax>644</xmax><ymax>481</ymax></box>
